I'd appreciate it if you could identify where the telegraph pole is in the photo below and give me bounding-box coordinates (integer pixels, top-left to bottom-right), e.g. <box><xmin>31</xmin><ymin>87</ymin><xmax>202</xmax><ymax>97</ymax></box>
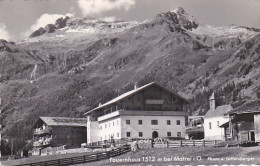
<box><xmin>0</xmin><ymin>97</ymin><xmax>2</xmax><ymax>158</ymax></box>
<box><xmin>11</xmin><ymin>138</ymin><xmax>14</xmax><ymax>156</ymax></box>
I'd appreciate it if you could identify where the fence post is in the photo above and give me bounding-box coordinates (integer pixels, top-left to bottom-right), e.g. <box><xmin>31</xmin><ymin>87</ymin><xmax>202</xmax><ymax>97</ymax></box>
<box><xmin>166</xmin><ymin>141</ymin><xmax>169</xmax><ymax>148</ymax></box>
<box><xmin>193</xmin><ymin>140</ymin><xmax>195</xmax><ymax>146</ymax></box>
<box><xmin>58</xmin><ymin>159</ymin><xmax>60</xmax><ymax>166</ymax></box>
<box><xmin>96</xmin><ymin>153</ymin><xmax>99</xmax><ymax>161</ymax></box>
<box><xmin>107</xmin><ymin>151</ymin><xmax>111</xmax><ymax>158</ymax></box>
<box><xmin>214</xmin><ymin>140</ymin><xmax>216</xmax><ymax>146</ymax></box>
<box><xmin>83</xmin><ymin>155</ymin><xmax>86</xmax><ymax>162</ymax></box>
<box><xmin>203</xmin><ymin>140</ymin><xmax>205</xmax><ymax>146</ymax></box>
<box><xmin>111</xmin><ymin>149</ymin><xmax>114</xmax><ymax>157</ymax></box>
<box><xmin>151</xmin><ymin>139</ymin><xmax>154</xmax><ymax>148</ymax></box>
<box><xmin>180</xmin><ymin>140</ymin><xmax>182</xmax><ymax>147</ymax></box>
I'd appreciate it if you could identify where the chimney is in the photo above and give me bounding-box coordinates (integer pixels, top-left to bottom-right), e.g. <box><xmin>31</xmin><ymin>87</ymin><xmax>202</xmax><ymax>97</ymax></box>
<box><xmin>134</xmin><ymin>82</ymin><xmax>138</xmax><ymax>90</ymax></box>
<box><xmin>209</xmin><ymin>92</ymin><xmax>216</xmax><ymax>110</ymax></box>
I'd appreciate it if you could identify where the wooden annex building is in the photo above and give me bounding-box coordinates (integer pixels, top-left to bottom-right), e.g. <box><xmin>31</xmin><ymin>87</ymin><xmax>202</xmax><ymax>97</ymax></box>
<box><xmin>227</xmin><ymin>100</ymin><xmax>260</xmax><ymax>142</ymax></box>
<box><xmin>186</xmin><ymin>116</ymin><xmax>204</xmax><ymax>139</ymax></box>
<box><xmin>32</xmin><ymin>117</ymin><xmax>87</xmax><ymax>155</ymax></box>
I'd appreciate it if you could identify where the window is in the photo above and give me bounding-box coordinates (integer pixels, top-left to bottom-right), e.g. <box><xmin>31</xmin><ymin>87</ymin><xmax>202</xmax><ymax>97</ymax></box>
<box><xmin>217</xmin><ymin>121</ymin><xmax>219</xmax><ymax>127</ymax></box>
<box><xmin>117</xmin><ymin>132</ymin><xmax>119</xmax><ymax>137</ymax></box>
<box><xmin>176</xmin><ymin>120</ymin><xmax>180</xmax><ymax>125</ymax></box>
<box><xmin>167</xmin><ymin>132</ymin><xmax>171</xmax><ymax>137</ymax></box>
<box><xmin>126</xmin><ymin>120</ymin><xmax>130</xmax><ymax>124</ymax></box>
<box><xmin>100</xmin><ymin>126</ymin><xmax>102</xmax><ymax>130</ymax></box>
<box><xmin>172</xmin><ymin>97</ymin><xmax>176</xmax><ymax>104</ymax></box>
<box><xmin>126</xmin><ymin>132</ymin><xmax>131</xmax><ymax>137</ymax></box>
<box><xmin>151</xmin><ymin>120</ymin><xmax>158</xmax><ymax>125</ymax></box>
<box><xmin>139</xmin><ymin>132</ymin><xmax>143</xmax><ymax>137</ymax></box>
<box><xmin>138</xmin><ymin>120</ymin><xmax>142</xmax><ymax>125</ymax></box>
<box><xmin>167</xmin><ymin>120</ymin><xmax>171</xmax><ymax>125</ymax></box>
<box><xmin>177</xmin><ymin>132</ymin><xmax>181</xmax><ymax>137</ymax></box>
<box><xmin>117</xmin><ymin>120</ymin><xmax>119</xmax><ymax>125</ymax></box>
<box><xmin>105</xmin><ymin>124</ymin><xmax>107</xmax><ymax>128</ymax></box>
<box><xmin>209</xmin><ymin>122</ymin><xmax>212</xmax><ymax>129</ymax></box>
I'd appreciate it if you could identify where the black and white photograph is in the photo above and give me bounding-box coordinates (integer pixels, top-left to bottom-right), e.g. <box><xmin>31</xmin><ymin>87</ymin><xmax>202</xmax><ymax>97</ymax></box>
<box><xmin>1</xmin><ymin>0</ymin><xmax>260</xmax><ymax>165</ymax></box>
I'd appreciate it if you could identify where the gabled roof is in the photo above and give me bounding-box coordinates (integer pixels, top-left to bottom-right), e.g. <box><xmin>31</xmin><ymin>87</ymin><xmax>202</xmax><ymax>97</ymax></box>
<box><xmin>228</xmin><ymin>99</ymin><xmax>260</xmax><ymax>115</ymax></box>
<box><xmin>84</xmin><ymin>82</ymin><xmax>190</xmax><ymax>115</ymax></box>
<box><xmin>205</xmin><ymin>105</ymin><xmax>233</xmax><ymax>118</ymax></box>
<box><xmin>33</xmin><ymin>117</ymin><xmax>88</xmax><ymax>128</ymax></box>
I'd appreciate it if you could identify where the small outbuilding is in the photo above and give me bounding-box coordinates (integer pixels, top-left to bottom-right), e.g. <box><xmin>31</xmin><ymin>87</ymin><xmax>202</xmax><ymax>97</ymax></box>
<box><xmin>227</xmin><ymin>100</ymin><xmax>260</xmax><ymax>142</ymax></box>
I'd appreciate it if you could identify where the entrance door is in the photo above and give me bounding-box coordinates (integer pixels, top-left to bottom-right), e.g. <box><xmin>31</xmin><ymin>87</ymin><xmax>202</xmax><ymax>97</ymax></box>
<box><xmin>250</xmin><ymin>131</ymin><xmax>255</xmax><ymax>141</ymax></box>
<box><xmin>152</xmin><ymin>131</ymin><xmax>159</xmax><ymax>139</ymax></box>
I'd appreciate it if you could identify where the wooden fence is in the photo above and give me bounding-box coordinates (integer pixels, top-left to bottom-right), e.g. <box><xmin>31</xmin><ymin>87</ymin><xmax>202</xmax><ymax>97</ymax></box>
<box><xmin>13</xmin><ymin>145</ymin><xmax>130</xmax><ymax>166</ymax></box>
<box><xmin>153</xmin><ymin>140</ymin><xmax>219</xmax><ymax>148</ymax></box>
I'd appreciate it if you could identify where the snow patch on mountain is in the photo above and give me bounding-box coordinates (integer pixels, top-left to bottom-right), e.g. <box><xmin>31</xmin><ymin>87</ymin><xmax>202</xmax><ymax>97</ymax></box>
<box><xmin>192</xmin><ymin>24</ymin><xmax>258</xmax><ymax>40</ymax></box>
<box><xmin>65</xmin><ymin>19</ymin><xmax>138</xmax><ymax>34</ymax></box>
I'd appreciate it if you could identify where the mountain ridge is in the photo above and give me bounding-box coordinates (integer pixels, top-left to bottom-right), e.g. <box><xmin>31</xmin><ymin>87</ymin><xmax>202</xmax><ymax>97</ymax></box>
<box><xmin>0</xmin><ymin>7</ymin><xmax>260</xmax><ymax>153</ymax></box>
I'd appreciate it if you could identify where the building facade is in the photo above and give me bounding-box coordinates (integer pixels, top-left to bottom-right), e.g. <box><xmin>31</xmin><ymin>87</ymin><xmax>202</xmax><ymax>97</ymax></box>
<box><xmin>32</xmin><ymin>117</ymin><xmax>87</xmax><ymax>155</ymax></box>
<box><xmin>84</xmin><ymin>82</ymin><xmax>190</xmax><ymax>143</ymax></box>
<box><xmin>204</xmin><ymin>93</ymin><xmax>233</xmax><ymax>140</ymax></box>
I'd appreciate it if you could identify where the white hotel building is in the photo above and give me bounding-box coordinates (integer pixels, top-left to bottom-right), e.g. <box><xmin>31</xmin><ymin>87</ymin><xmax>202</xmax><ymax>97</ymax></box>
<box><xmin>84</xmin><ymin>82</ymin><xmax>190</xmax><ymax>143</ymax></box>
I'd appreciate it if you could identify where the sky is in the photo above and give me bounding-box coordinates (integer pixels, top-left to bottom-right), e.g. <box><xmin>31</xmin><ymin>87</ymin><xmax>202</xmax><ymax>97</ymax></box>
<box><xmin>0</xmin><ymin>0</ymin><xmax>260</xmax><ymax>41</ymax></box>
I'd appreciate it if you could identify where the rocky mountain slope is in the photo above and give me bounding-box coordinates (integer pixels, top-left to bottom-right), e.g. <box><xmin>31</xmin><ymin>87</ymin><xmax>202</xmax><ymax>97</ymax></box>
<box><xmin>0</xmin><ymin>7</ymin><xmax>260</xmax><ymax>152</ymax></box>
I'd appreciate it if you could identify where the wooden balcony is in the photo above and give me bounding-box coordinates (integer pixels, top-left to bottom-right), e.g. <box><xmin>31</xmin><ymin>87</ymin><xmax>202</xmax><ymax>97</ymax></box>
<box><xmin>33</xmin><ymin>139</ymin><xmax>52</xmax><ymax>147</ymax></box>
<box><xmin>98</xmin><ymin>110</ymin><xmax>189</xmax><ymax>122</ymax></box>
<box><xmin>33</xmin><ymin>127</ymin><xmax>52</xmax><ymax>135</ymax></box>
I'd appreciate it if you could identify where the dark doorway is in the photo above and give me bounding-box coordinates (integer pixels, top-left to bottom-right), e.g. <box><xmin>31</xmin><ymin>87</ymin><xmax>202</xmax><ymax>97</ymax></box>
<box><xmin>152</xmin><ymin>131</ymin><xmax>159</xmax><ymax>139</ymax></box>
<box><xmin>250</xmin><ymin>131</ymin><xmax>255</xmax><ymax>141</ymax></box>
